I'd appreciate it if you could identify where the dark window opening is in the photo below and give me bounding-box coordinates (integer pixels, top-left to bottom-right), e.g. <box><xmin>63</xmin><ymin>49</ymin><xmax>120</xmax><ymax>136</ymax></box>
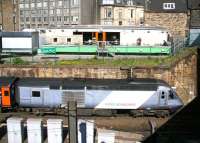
<box><xmin>67</xmin><ymin>38</ymin><xmax>71</xmax><ymax>42</ymax></box>
<box><xmin>4</xmin><ymin>91</ymin><xmax>9</xmax><ymax>96</ymax></box>
<box><xmin>73</xmin><ymin>32</ymin><xmax>82</xmax><ymax>35</ymax></box>
<box><xmin>32</xmin><ymin>91</ymin><xmax>40</xmax><ymax>97</ymax></box>
<box><xmin>169</xmin><ymin>90</ymin><xmax>174</xmax><ymax>99</ymax></box>
<box><xmin>53</xmin><ymin>38</ymin><xmax>57</xmax><ymax>42</ymax></box>
<box><xmin>119</xmin><ymin>21</ymin><xmax>122</xmax><ymax>25</ymax></box>
<box><xmin>161</xmin><ymin>95</ymin><xmax>165</xmax><ymax>99</ymax></box>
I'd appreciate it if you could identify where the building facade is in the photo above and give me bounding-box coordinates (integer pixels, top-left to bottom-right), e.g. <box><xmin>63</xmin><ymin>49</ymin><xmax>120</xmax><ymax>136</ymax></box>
<box><xmin>144</xmin><ymin>0</ymin><xmax>188</xmax><ymax>37</ymax></box>
<box><xmin>99</xmin><ymin>0</ymin><xmax>144</xmax><ymax>26</ymax></box>
<box><xmin>19</xmin><ymin>0</ymin><xmax>96</xmax><ymax>30</ymax></box>
<box><xmin>0</xmin><ymin>0</ymin><xmax>19</xmax><ymax>31</ymax></box>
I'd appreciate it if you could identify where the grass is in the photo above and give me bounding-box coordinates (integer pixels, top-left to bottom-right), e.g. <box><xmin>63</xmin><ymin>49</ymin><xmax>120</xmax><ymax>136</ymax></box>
<box><xmin>2</xmin><ymin>47</ymin><xmax>197</xmax><ymax>67</ymax></box>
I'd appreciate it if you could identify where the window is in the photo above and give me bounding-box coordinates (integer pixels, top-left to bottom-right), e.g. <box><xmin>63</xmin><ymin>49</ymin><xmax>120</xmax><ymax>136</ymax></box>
<box><xmin>50</xmin><ymin>9</ymin><xmax>54</xmax><ymax>15</ymax></box>
<box><xmin>64</xmin><ymin>16</ymin><xmax>69</xmax><ymax>21</ymax></box>
<box><xmin>118</xmin><ymin>10</ymin><xmax>122</xmax><ymax>19</ymax></box>
<box><xmin>37</xmin><ymin>2</ymin><xmax>42</xmax><ymax>8</ymax></box>
<box><xmin>4</xmin><ymin>91</ymin><xmax>9</xmax><ymax>96</ymax></box>
<box><xmin>53</xmin><ymin>38</ymin><xmax>58</xmax><ymax>42</ymax></box>
<box><xmin>44</xmin><ymin>17</ymin><xmax>48</xmax><ymax>22</ymax></box>
<box><xmin>25</xmin><ymin>4</ymin><xmax>29</xmax><ymax>8</ymax></box>
<box><xmin>105</xmin><ymin>8</ymin><xmax>112</xmax><ymax>18</ymax></box>
<box><xmin>67</xmin><ymin>38</ymin><xmax>71</xmax><ymax>42</ymax></box>
<box><xmin>57</xmin><ymin>9</ymin><xmax>61</xmax><ymax>14</ymax></box>
<box><xmin>102</xmin><ymin>0</ymin><xmax>114</xmax><ymax>4</ymax></box>
<box><xmin>26</xmin><ymin>17</ymin><xmax>30</xmax><ymax>22</ymax></box>
<box><xmin>168</xmin><ymin>90</ymin><xmax>174</xmax><ymax>99</ymax></box>
<box><xmin>163</xmin><ymin>3</ymin><xmax>175</xmax><ymax>10</ymax></box>
<box><xmin>57</xmin><ymin>16</ymin><xmax>62</xmax><ymax>21</ymax></box>
<box><xmin>43</xmin><ymin>2</ymin><xmax>47</xmax><ymax>7</ymax></box>
<box><xmin>20</xmin><ymin>4</ymin><xmax>24</xmax><ymax>8</ymax></box>
<box><xmin>116</xmin><ymin>0</ymin><xmax>121</xmax><ymax>4</ymax></box>
<box><xmin>58</xmin><ymin>1</ymin><xmax>62</xmax><ymax>6</ymax></box>
<box><xmin>131</xmin><ymin>9</ymin><xmax>134</xmax><ymax>18</ymax></box>
<box><xmin>32</xmin><ymin>17</ymin><xmax>35</xmax><ymax>22</ymax></box>
<box><xmin>32</xmin><ymin>91</ymin><xmax>40</xmax><ymax>97</ymax></box>
<box><xmin>31</xmin><ymin>3</ymin><xmax>35</xmax><ymax>8</ymax></box>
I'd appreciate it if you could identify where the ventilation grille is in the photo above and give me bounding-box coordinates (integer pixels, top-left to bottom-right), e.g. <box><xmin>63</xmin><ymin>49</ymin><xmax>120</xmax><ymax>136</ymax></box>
<box><xmin>62</xmin><ymin>91</ymin><xmax>85</xmax><ymax>107</ymax></box>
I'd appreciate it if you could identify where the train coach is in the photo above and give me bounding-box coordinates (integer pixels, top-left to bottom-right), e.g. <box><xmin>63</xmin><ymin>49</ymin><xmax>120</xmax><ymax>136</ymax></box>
<box><xmin>0</xmin><ymin>77</ymin><xmax>183</xmax><ymax>116</ymax></box>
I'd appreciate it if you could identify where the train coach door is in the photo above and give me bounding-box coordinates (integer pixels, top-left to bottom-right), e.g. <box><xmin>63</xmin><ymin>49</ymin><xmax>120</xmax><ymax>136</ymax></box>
<box><xmin>31</xmin><ymin>89</ymin><xmax>43</xmax><ymax>106</ymax></box>
<box><xmin>159</xmin><ymin>90</ymin><xmax>168</xmax><ymax>106</ymax></box>
<box><xmin>1</xmin><ymin>87</ymin><xmax>11</xmax><ymax>107</ymax></box>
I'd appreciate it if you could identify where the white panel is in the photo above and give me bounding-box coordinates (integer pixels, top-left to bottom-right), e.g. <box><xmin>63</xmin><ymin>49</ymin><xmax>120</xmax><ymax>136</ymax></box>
<box><xmin>7</xmin><ymin>118</ymin><xmax>24</xmax><ymax>143</ymax></box>
<box><xmin>47</xmin><ymin>119</ymin><xmax>63</xmax><ymax>143</ymax></box>
<box><xmin>86</xmin><ymin>120</ymin><xmax>94</xmax><ymax>143</ymax></box>
<box><xmin>98</xmin><ymin>132</ymin><xmax>115</xmax><ymax>143</ymax></box>
<box><xmin>78</xmin><ymin>120</ymin><xmax>94</xmax><ymax>143</ymax></box>
<box><xmin>86</xmin><ymin>90</ymin><xmax>155</xmax><ymax>109</ymax></box>
<box><xmin>27</xmin><ymin>118</ymin><xmax>43</xmax><ymax>143</ymax></box>
<box><xmin>2</xmin><ymin>38</ymin><xmax>32</xmax><ymax>49</ymax></box>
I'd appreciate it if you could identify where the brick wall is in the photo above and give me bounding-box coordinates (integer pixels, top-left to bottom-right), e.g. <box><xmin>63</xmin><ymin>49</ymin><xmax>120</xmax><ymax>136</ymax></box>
<box><xmin>0</xmin><ymin>0</ymin><xmax>19</xmax><ymax>31</ymax></box>
<box><xmin>144</xmin><ymin>12</ymin><xmax>188</xmax><ymax>37</ymax></box>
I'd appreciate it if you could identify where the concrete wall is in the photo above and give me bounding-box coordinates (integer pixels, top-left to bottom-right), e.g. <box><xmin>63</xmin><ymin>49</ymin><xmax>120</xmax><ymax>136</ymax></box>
<box><xmin>0</xmin><ymin>0</ymin><xmax>19</xmax><ymax>31</ymax></box>
<box><xmin>144</xmin><ymin>12</ymin><xmax>188</xmax><ymax>37</ymax></box>
<box><xmin>0</xmin><ymin>54</ymin><xmax>197</xmax><ymax>104</ymax></box>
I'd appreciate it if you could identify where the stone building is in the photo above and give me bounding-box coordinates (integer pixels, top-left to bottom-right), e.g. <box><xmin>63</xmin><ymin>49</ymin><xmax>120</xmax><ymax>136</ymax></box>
<box><xmin>99</xmin><ymin>0</ymin><xmax>144</xmax><ymax>26</ymax></box>
<box><xmin>144</xmin><ymin>0</ymin><xmax>188</xmax><ymax>37</ymax></box>
<box><xmin>0</xmin><ymin>0</ymin><xmax>19</xmax><ymax>31</ymax></box>
<box><xmin>19</xmin><ymin>0</ymin><xmax>96</xmax><ymax>30</ymax></box>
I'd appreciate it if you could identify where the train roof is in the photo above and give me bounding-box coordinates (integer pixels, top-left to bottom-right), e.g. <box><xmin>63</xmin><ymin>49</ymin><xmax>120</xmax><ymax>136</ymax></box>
<box><xmin>0</xmin><ymin>77</ymin><xmax>17</xmax><ymax>87</ymax></box>
<box><xmin>16</xmin><ymin>78</ymin><xmax>170</xmax><ymax>90</ymax></box>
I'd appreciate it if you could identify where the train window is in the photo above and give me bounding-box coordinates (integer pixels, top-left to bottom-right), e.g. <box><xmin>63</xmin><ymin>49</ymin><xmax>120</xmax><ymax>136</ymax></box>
<box><xmin>53</xmin><ymin>38</ymin><xmax>57</xmax><ymax>42</ymax></box>
<box><xmin>4</xmin><ymin>91</ymin><xmax>9</xmax><ymax>96</ymax></box>
<box><xmin>32</xmin><ymin>91</ymin><xmax>40</xmax><ymax>97</ymax></box>
<box><xmin>168</xmin><ymin>90</ymin><xmax>174</xmax><ymax>99</ymax></box>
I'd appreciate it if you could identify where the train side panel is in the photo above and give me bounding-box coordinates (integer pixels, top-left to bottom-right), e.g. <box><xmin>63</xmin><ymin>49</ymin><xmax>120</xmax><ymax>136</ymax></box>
<box><xmin>85</xmin><ymin>90</ymin><xmax>158</xmax><ymax>109</ymax></box>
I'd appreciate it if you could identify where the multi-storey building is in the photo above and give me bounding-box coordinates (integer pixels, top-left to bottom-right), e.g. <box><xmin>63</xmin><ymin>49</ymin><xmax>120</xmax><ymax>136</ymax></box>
<box><xmin>19</xmin><ymin>0</ymin><xmax>96</xmax><ymax>30</ymax></box>
<box><xmin>99</xmin><ymin>0</ymin><xmax>144</xmax><ymax>26</ymax></box>
<box><xmin>0</xmin><ymin>0</ymin><xmax>19</xmax><ymax>31</ymax></box>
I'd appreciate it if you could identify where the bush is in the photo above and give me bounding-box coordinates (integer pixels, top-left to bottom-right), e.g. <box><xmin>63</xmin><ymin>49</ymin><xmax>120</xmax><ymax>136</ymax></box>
<box><xmin>12</xmin><ymin>57</ymin><xmax>28</xmax><ymax>65</ymax></box>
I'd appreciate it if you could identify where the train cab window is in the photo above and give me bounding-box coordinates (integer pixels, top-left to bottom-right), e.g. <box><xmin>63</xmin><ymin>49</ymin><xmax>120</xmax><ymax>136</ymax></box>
<box><xmin>4</xmin><ymin>91</ymin><xmax>9</xmax><ymax>96</ymax></box>
<box><xmin>168</xmin><ymin>90</ymin><xmax>174</xmax><ymax>99</ymax></box>
<box><xmin>32</xmin><ymin>91</ymin><xmax>40</xmax><ymax>97</ymax></box>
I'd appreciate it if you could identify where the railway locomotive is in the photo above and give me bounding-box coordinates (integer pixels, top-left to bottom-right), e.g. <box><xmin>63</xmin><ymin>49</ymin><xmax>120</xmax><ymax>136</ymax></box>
<box><xmin>0</xmin><ymin>77</ymin><xmax>183</xmax><ymax>116</ymax></box>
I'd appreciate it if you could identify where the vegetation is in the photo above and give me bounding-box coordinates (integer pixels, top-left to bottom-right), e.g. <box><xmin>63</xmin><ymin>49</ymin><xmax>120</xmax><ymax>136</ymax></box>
<box><xmin>46</xmin><ymin>47</ymin><xmax>196</xmax><ymax>67</ymax></box>
<box><xmin>2</xmin><ymin>47</ymin><xmax>197</xmax><ymax>67</ymax></box>
<box><xmin>11</xmin><ymin>57</ymin><xmax>29</xmax><ymax>65</ymax></box>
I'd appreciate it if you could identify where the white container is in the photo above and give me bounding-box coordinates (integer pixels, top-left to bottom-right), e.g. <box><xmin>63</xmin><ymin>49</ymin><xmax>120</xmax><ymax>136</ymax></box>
<box><xmin>27</xmin><ymin>118</ymin><xmax>43</xmax><ymax>143</ymax></box>
<box><xmin>7</xmin><ymin>117</ymin><xmax>24</xmax><ymax>143</ymax></box>
<box><xmin>86</xmin><ymin>120</ymin><xmax>94</xmax><ymax>143</ymax></box>
<box><xmin>78</xmin><ymin>120</ymin><xmax>94</xmax><ymax>143</ymax></box>
<box><xmin>47</xmin><ymin>119</ymin><xmax>63</xmax><ymax>143</ymax></box>
<box><xmin>97</xmin><ymin>131</ymin><xmax>115</xmax><ymax>143</ymax></box>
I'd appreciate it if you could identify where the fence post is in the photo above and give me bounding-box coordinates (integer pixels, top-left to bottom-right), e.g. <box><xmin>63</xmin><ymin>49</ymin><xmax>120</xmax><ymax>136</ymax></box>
<box><xmin>68</xmin><ymin>101</ymin><xmax>78</xmax><ymax>143</ymax></box>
